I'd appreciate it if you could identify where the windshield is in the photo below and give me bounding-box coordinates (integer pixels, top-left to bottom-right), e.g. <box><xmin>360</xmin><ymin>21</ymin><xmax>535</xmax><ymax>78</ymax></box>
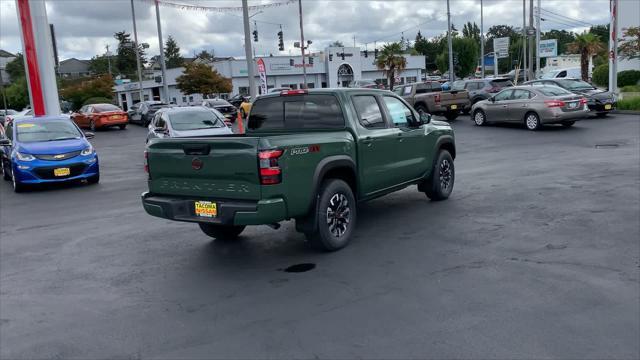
<box><xmin>149</xmin><ymin>104</ymin><xmax>169</xmax><ymax>110</ymax></box>
<box><xmin>541</xmin><ymin>70</ymin><xmax>559</xmax><ymax>79</ymax></box>
<box><xmin>556</xmin><ymin>79</ymin><xmax>594</xmax><ymax>90</ymax></box>
<box><xmin>452</xmin><ymin>81</ymin><xmax>466</xmax><ymax>91</ymax></box>
<box><xmin>93</xmin><ymin>104</ymin><xmax>120</xmax><ymax>112</ymax></box>
<box><xmin>537</xmin><ymin>86</ymin><xmax>572</xmax><ymax>96</ymax></box>
<box><xmin>169</xmin><ymin>110</ymin><xmax>225</xmax><ymax>131</ymax></box>
<box><xmin>16</xmin><ymin>121</ymin><xmax>82</xmax><ymax>142</ymax></box>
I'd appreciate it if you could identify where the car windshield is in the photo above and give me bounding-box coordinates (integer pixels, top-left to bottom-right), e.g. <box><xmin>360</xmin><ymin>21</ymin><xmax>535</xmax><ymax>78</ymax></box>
<box><xmin>93</xmin><ymin>104</ymin><xmax>120</xmax><ymax>112</ymax></box>
<box><xmin>537</xmin><ymin>86</ymin><xmax>572</xmax><ymax>96</ymax></box>
<box><xmin>149</xmin><ymin>104</ymin><xmax>168</xmax><ymax>110</ymax></box>
<box><xmin>452</xmin><ymin>81</ymin><xmax>466</xmax><ymax>91</ymax></box>
<box><xmin>556</xmin><ymin>79</ymin><xmax>595</xmax><ymax>90</ymax></box>
<box><xmin>541</xmin><ymin>70</ymin><xmax>560</xmax><ymax>79</ymax></box>
<box><xmin>169</xmin><ymin>110</ymin><xmax>225</xmax><ymax>131</ymax></box>
<box><xmin>16</xmin><ymin>121</ymin><xmax>82</xmax><ymax>142</ymax></box>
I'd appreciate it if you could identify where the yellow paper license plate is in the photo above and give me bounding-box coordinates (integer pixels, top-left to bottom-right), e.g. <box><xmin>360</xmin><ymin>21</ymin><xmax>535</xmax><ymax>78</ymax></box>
<box><xmin>110</xmin><ymin>115</ymin><xmax>121</xmax><ymax>120</ymax></box>
<box><xmin>450</xmin><ymin>104</ymin><xmax>458</xmax><ymax>110</ymax></box>
<box><xmin>54</xmin><ymin>167</ymin><xmax>70</xmax><ymax>177</ymax></box>
<box><xmin>195</xmin><ymin>201</ymin><xmax>217</xmax><ymax>217</ymax></box>
<box><xmin>604</xmin><ymin>104</ymin><xmax>612</xmax><ymax>110</ymax></box>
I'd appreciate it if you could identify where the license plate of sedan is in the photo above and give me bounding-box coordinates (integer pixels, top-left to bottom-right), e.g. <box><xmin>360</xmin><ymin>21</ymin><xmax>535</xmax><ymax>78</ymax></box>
<box><xmin>605</xmin><ymin>104</ymin><xmax>612</xmax><ymax>110</ymax></box>
<box><xmin>195</xmin><ymin>201</ymin><xmax>217</xmax><ymax>217</ymax></box>
<box><xmin>450</xmin><ymin>104</ymin><xmax>458</xmax><ymax>110</ymax></box>
<box><xmin>54</xmin><ymin>167</ymin><xmax>70</xmax><ymax>177</ymax></box>
<box><xmin>568</xmin><ymin>102</ymin><xmax>578</xmax><ymax>109</ymax></box>
<box><xmin>110</xmin><ymin>115</ymin><xmax>121</xmax><ymax>120</ymax></box>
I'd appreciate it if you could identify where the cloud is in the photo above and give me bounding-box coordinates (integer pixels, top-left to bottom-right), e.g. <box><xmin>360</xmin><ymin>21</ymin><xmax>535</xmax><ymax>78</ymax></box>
<box><xmin>0</xmin><ymin>0</ymin><xmax>610</xmax><ymax>61</ymax></box>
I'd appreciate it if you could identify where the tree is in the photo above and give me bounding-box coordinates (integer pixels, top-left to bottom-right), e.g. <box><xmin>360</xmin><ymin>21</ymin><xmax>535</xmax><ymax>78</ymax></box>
<box><xmin>164</xmin><ymin>35</ymin><xmax>184</xmax><ymax>69</ymax></box>
<box><xmin>59</xmin><ymin>75</ymin><xmax>114</xmax><ymax>110</ymax></box>
<box><xmin>485</xmin><ymin>25</ymin><xmax>518</xmax><ymax>53</ymax></box>
<box><xmin>618</xmin><ymin>26</ymin><xmax>640</xmax><ymax>60</ymax></box>
<box><xmin>114</xmin><ymin>31</ymin><xmax>146</xmax><ymax>77</ymax></box>
<box><xmin>88</xmin><ymin>54</ymin><xmax>112</xmax><ymax>75</ymax></box>
<box><xmin>542</xmin><ymin>29</ymin><xmax>576</xmax><ymax>55</ymax></box>
<box><xmin>462</xmin><ymin>22</ymin><xmax>481</xmax><ymax>44</ymax></box>
<box><xmin>568</xmin><ymin>32</ymin><xmax>604</xmax><ymax>81</ymax></box>
<box><xmin>329</xmin><ymin>41</ymin><xmax>345</xmax><ymax>47</ymax></box>
<box><xmin>375</xmin><ymin>42</ymin><xmax>406</xmax><ymax>90</ymax></box>
<box><xmin>435</xmin><ymin>37</ymin><xmax>479</xmax><ymax>78</ymax></box>
<box><xmin>0</xmin><ymin>78</ymin><xmax>29</xmax><ymax>110</ymax></box>
<box><xmin>589</xmin><ymin>24</ymin><xmax>610</xmax><ymax>43</ymax></box>
<box><xmin>414</xmin><ymin>33</ymin><xmax>443</xmax><ymax>72</ymax></box>
<box><xmin>195</xmin><ymin>49</ymin><xmax>215</xmax><ymax>62</ymax></box>
<box><xmin>176</xmin><ymin>63</ymin><xmax>232</xmax><ymax>97</ymax></box>
<box><xmin>5</xmin><ymin>53</ymin><xmax>25</xmax><ymax>81</ymax></box>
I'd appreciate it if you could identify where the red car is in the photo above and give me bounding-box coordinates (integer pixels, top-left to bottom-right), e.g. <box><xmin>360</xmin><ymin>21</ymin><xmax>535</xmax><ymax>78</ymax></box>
<box><xmin>72</xmin><ymin>103</ymin><xmax>128</xmax><ymax>131</ymax></box>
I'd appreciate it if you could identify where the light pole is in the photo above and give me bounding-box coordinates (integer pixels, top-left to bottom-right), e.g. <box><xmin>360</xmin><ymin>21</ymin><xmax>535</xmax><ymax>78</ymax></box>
<box><xmin>298</xmin><ymin>0</ymin><xmax>307</xmax><ymax>88</ymax></box>
<box><xmin>105</xmin><ymin>44</ymin><xmax>112</xmax><ymax>76</ymax></box>
<box><xmin>130</xmin><ymin>0</ymin><xmax>144</xmax><ymax>103</ymax></box>
<box><xmin>154</xmin><ymin>0</ymin><xmax>170</xmax><ymax>103</ymax></box>
<box><xmin>535</xmin><ymin>0</ymin><xmax>541</xmax><ymax>78</ymax></box>
<box><xmin>446</xmin><ymin>0</ymin><xmax>454</xmax><ymax>82</ymax></box>
<box><xmin>528</xmin><ymin>0</ymin><xmax>534</xmax><ymax>80</ymax></box>
<box><xmin>480</xmin><ymin>0</ymin><xmax>485</xmax><ymax>78</ymax></box>
<box><xmin>242</xmin><ymin>0</ymin><xmax>257</xmax><ymax>99</ymax></box>
<box><xmin>522</xmin><ymin>0</ymin><xmax>527</xmax><ymax>82</ymax></box>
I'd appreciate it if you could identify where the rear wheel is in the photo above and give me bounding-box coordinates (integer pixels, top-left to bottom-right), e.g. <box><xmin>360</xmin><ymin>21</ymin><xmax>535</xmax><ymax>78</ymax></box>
<box><xmin>562</xmin><ymin>121</ymin><xmax>575</xmax><ymax>128</ymax></box>
<box><xmin>421</xmin><ymin>150</ymin><xmax>454</xmax><ymax>201</ymax></box>
<box><xmin>118</xmin><ymin>124</ymin><xmax>127</xmax><ymax>130</ymax></box>
<box><xmin>473</xmin><ymin>109</ymin><xmax>486</xmax><ymax>126</ymax></box>
<box><xmin>89</xmin><ymin>119</ymin><xmax>96</xmax><ymax>132</ymax></box>
<box><xmin>306</xmin><ymin>179</ymin><xmax>356</xmax><ymax>252</ymax></box>
<box><xmin>524</xmin><ymin>112</ymin><xmax>542</xmax><ymax>131</ymax></box>
<box><xmin>444</xmin><ymin>112</ymin><xmax>459</xmax><ymax>121</ymax></box>
<box><xmin>199</xmin><ymin>223</ymin><xmax>245</xmax><ymax>240</ymax></box>
<box><xmin>1</xmin><ymin>160</ymin><xmax>10</xmax><ymax>181</ymax></box>
<box><xmin>596</xmin><ymin>112</ymin><xmax>608</xmax><ymax>118</ymax></box>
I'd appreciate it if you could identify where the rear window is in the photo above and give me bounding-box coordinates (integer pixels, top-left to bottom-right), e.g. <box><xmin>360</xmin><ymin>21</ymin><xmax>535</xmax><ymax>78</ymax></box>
<box><xmin>149</xmin><ymin>104</ymin><xmax>168</xmax><ymax>110</ymax></box>
<box><xmin>490</xmin><ymin>79</ymin><xmax>513</xmax><ymax>88</ymax></box>
<box><xmin>168</xmin><ymin>110</ymin><xmax>225</xmax><ymax>131</ymax></box>
<box><xmin>452</xmin><ymin>81</ymin><xmax>466</xmax><ymax>91</ymax></box>
<box><xmin>93</xmin><ymin>104</ymin><xmax>120</xmax><ymax>112</ymax></box>
<box><xmin>248</xmin><ymin>94</ymin><xmax>344</xmax><ymax>131</ymax></box>
<box><xmin>537</xmin><ymin>86</ymin><xmax>572</xmax><ymax>96</ymax></box>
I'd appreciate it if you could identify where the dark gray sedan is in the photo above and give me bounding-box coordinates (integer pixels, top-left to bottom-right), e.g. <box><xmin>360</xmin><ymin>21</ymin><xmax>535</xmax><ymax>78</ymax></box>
<box><xmin>471</xmin><ymin>85</ymin><xmax>588</xmax><ymax>131</ymax></box>
<box><xmin>146</xmin><ymin>106</ymin><xmax>232</xmax><ymax>143</ymax></box>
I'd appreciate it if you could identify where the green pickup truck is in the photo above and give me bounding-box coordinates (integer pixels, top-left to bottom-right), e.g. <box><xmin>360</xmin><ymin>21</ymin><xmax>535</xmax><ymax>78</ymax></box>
<box><xmin>142</xmin><ymin>89</ymin><xmax>456</xmax><ymax>251</ymax></box>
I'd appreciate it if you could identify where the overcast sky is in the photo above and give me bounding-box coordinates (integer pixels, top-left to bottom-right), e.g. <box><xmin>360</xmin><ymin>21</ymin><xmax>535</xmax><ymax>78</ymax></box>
<box><xmin>0</xmin><ymin>0</ymin><xmax>612</xmax><ymax>61</ymax></box>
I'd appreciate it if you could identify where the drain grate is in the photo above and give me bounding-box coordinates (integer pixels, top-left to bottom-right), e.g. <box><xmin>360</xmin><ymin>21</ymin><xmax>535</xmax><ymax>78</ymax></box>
<box><xmin>281</xmin><ymin>263</ymin><xmax>316</xmax><ymax>273</ymax></box>
<box><xmin>595</xmin><ymin>144</ymin><xmax>620</xmax><ymax>149</ymax></box>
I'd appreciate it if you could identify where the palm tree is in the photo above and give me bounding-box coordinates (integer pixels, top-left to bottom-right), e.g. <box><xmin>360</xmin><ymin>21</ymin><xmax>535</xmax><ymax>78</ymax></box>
<box><xmin>375</xmin><ymin>42</ymin><xmax>407</xmax><ymax>90</ymax></box>
<box><xmin>568</xmin><ymin>32</ymin><xmax>604</xmax><ymax>81</ymax></box>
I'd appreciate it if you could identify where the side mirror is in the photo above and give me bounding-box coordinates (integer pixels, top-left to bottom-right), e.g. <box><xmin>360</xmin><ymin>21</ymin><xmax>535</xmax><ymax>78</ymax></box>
<box><xmin>0</xmin><ymin>138</ymin><xmax>12</xmax><ymax>146</ymax></box>
<box><xmin>419</xmin><ymin>112</ymin><xmax>431</xmax><ymax>124</ymax></box>
<box><xmin>84</xmin><ymin>132</ymin><xmax>95</xmax><ymax>139</ymax></box>
<box><xmin>490</xmin><ymin>96</ymin><xmax>496</xmax><ymax>103</ymax></box>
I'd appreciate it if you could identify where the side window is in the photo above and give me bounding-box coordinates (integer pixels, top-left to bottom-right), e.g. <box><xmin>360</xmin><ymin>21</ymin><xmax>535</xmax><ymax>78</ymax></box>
<box><xmin>402</xmin><ymin>86</ymin><xmax>413</xmax><ymax>96</ymax></box>
<box><xmin>558</xmin><ymin>70</ymin><xmax>567</xmax><ymax>78</ymax></box>
<box><xmin>352</xmin><ymin>95</ymin><xmax>385</xmax><ymax>129</ymax></box>
<box><xmin>431</xmin><ymin>82</ymin><xmax>442</xmax><ymax>91</ymax></box>
<box><xmin>5</xmin><ymin>123</ymin><xmax>13</xmax><ymax>140</ymax></box>
<box><xmin>393</xmin><ymin>87</ymin><xmax>404</xmax><ymax>95</ymax></box>
<box><xmin>87</xmin><ymin>106</ymin><xmax>94</xmax><ymax>114</ymax></box>
<box><xmin>382</xmin><ymin>96</ymin><xmax>416</xmax><ymax>128</ymax></box>
<box><xmin>415</xmin><ymin>84</ymin><xmax>430</xmax><ymax>94</ymax></box>
<box><xmin>512</xmin><ymin>89</ymin><xmax>531</xmax><ymax>100</ymax></box>
<box><xmin>494</xmin><ymin>89</ymin><xmax>513</xmax><ymax>101</ymax></box>
<box><xmin>156</xmin><ymin>114</ymin><xmax>167</xmax><ymax>129</ymax></box>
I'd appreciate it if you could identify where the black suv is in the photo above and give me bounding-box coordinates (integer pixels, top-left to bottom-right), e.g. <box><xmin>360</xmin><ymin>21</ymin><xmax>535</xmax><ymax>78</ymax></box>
<box><xmin>453</xmin><ymin>78</ymin><xmax>513</xmax><ymax>113</ymax></box>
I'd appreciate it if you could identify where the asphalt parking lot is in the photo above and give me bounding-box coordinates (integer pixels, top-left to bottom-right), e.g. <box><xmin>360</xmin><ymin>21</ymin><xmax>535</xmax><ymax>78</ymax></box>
<box><xmin>1</xmin><ymin>114</ymin><xmax>639</xmax><ymax>359</ymax></box>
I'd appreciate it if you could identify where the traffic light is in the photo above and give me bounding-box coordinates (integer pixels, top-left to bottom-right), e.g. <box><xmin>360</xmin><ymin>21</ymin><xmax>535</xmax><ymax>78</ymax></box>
<box><xmin>341</xmin><ymin>52</ymin><xmax>345</xmax><ymax>60</ymax></box>
<box><xmin>309</xmin><ymin>57</ymin><xmax>314</xmax><ymax>65</ymax></box>
<box><xmin>329</xmin><ymin>53</ymin><xmax>333</xmax><ymax>61</ymax></box>
<box><xmin>364</xmin><ymin>50</ymin><xmax>368</xmax><ymax>58</ymax></box>
<box><xmin>277</xmin><ymin>30</ymin><xmax>284</xmax><ymax>51</ymax></box>
<box><xmin>374</xmin><ymin>48</ymin><xmax>378</xmax><ymax>58</ymax></box>
<box><xmin>252</xmin><ymin>29</ymin><xmax>258</xmax><ymax>42</ymax></box>
<box><xmin>289</xmin><ymin>58</ymin><xmax>294</xmax><ymax>66</ymax></box>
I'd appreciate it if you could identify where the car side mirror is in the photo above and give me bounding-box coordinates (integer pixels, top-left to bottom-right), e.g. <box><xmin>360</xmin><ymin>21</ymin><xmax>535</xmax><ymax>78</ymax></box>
<box><xmin>490</xmin><ymin>97</ymin><xmax>496</xmax><ymax>103</ymax></box>
<box><xmin>419</xmin><ymin>112</ymin><xmax>431</xmax><ymax>124</ymax></box>
<box><xmin>0</xmin><ymin>138</ymin><xmax>12</xmax><ymax>146</ymax></box>
<box><xmin>84</xmin><ymin>132</ymin><xmax>95</xmax><ymax>139</ymax></box>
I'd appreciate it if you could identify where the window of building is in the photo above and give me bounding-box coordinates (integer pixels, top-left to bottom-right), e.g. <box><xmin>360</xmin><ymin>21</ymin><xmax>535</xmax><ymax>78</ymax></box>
<box><xmin>188</xmin><ymin>96</ymin><xmax>194</xmax><ymax>103</ymax></box>
<box><xmin>406</xmin><ymin>76</ymin><xmax>417</xmax><ymax>84</ymax></box>
<box><xmin>143</xmin><ymin>94</ymin><xmax>150</xmax><ymax>101</ymax></box>
<box><xmin>307</xmin><ymin>83</ymin><xmax>315</xmax><ymax>88</ymax></box>
<box><xmin>321</xmin><ymin>82</ymin><xmax>327</xmax><ymax>88</ymax></box>
<box><xmin>172</xmin><ymin>97</ymin><xmax>177</xmax><ymax>104</ymax></box>
<box><xmin>352</xmin><ymin>95</ymin><xmax>385</xmax><ymax>129</ymax></box>
<box><xmin>182</xmin><ymin>96</ymin><xmax>187</xmax><ymax>103</ymax></box>
<box><xmin>239</xmin><ymin>87</ymin><xmax>249</xmax><ymax>96</ymax></box>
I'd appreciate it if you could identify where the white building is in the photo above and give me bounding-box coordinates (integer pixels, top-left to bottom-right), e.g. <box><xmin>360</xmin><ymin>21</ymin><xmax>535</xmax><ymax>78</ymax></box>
<box><xmin>113</xmin><ymin>47</ymin><xmax>425</xmax><ymax>110</ymax></box>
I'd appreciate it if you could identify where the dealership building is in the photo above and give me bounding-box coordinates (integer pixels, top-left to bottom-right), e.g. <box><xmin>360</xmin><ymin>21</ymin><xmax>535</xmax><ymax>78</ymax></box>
<box><xmin>113</xmin><ymin>47</ymin><xmax>426</xmax><ymax>110</ymax></box>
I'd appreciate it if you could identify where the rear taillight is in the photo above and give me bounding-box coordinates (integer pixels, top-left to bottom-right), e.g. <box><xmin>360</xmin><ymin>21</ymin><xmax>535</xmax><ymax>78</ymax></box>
<box><xmin>545</xmin><ymin>100</ymin><xmax>566</xmax><ymax>108</ymax></box>
<box><xmin>259</xmin><ymin>149</ymin><xmax>283</xmax><ymax>185</ymax></box>
<box><xmin>434</xmin><ymin>93</ymin><xmax>441</xmax><ymax>104</ymax></box>
<box><xmin>281</xmin><ymin>89</ymin><xmax>308</xmax><ymax>96</ymax></box>
<box><xmin>488</xmin><ymin>86</ymin><xmax>501</xmax><ymax>93</ymax></box>
<box><xmin>579</xmin><ymin>97</ymin><xmax>587</xmax><ymax>105</ymax></box>
<box><xmin>144</xmin><ymin>150</ymin><xmax>149</xmax><ymax>174</ymax></box>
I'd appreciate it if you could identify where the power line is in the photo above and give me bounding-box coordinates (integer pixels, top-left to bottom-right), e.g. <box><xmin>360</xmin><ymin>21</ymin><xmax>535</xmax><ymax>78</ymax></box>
<box><xmin>540</xmin><ymin>17</ymin><xmax>586</xmax><ymax>30</ymax></box>
<box><xmin>365</xmin><ymin>18</ymin><xmax>440</xmax><ymax>46</ymax></box>
<box><xmin>540</xmin><ymin>13</ymin><xmax>590</xmax><ymax>29</ymax></box>
<box><xmin>540</xmin><ymin>8</ymin><xmax>594</xmax><ymax>27</ymax></box>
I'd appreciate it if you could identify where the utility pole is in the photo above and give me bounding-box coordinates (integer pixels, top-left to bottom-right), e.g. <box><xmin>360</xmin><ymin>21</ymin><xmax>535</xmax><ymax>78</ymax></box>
<box><xmin>154</xmin><ymin>0</ymin><xmax>170</xmax><ymax>103</ymax></box>
<box><xmin>480</xmin><ymin>0</ymin><xmax>485</xmax><ymax>78</ymax></box>
<box><xmin>242</xmin><ymin>0</ymin><xmax>257</xmax><ymax>99</ymax></box>
<box><xmin>130</xmin><ymin>0</ymin><xmax>144</xmax><ymax>103</ymax></box>
<box><xmin>522</xmin><ymin>0</ymin><xmax>527</xmax><ymax>82</ymax></box>
<box><xmin>608</xmin><ymin>0</ymin><xmax>618</xmax><ymax>93</ymax></box>
<box><xmin>298</xmin><ymin>0</ymin><xmax>307</xmax><ymax>88</ymax></box>
<box><xmin>446</xmin><ymin>0</ymin><xmax>454</xmax><ymax>82</ymax></box>
<box><xmin>105</xmin><ymin>44</ymin><xmax>112</xmax><ymax>76</ymax></box>
<box><xmin>0</xmin><ymin>70</ymin><xmax>8</xmax><ymax>113</ymax></box>
<box><xmin>528</xmin><ymin>0</ymin><xmax>534</xmax><ymax>80</ymax></box>
<box><xmin>535</xmin><ymin>0</ymin><xmax>541</xmax><ymax>79</ymax></box>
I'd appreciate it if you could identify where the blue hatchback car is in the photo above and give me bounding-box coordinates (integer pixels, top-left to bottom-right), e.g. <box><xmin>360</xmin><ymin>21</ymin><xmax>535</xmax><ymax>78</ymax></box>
<box><xmin>0</xmin><ymin>116</ymin><xmax>99</xmax><ymax>192</ymax></box>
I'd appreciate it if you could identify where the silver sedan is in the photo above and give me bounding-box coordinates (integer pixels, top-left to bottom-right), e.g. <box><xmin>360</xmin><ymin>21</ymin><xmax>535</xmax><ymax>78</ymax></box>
<box><xmin>146</xmin><ymin>106</ymin><xmax>232</xmax><ymax>143</ymax></box>
<box><xmin>471</xmin><ymin>85</ymin><xmax>589</xmax><ymax>130</ymax></box>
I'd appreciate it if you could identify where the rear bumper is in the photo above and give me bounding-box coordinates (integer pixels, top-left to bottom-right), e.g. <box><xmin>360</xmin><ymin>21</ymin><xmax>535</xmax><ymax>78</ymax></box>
<box><xmin>141</xmin><ymin>192</ymin><xmax>287</xmax><ymax>226</ymax></box>
<box><xmin>96</xmin><ymin>118</ymin><xmax>128</xmax><ymax>127</ymax></box>
<box><xmin>588</xmin><ymin>102</ymin><xmax>616</xmax><ymax>113</ymax></box>
<box><xmin>541</xmin><ymin>107</ymin><xmax>589</xmax><ymax>123</ymax></box>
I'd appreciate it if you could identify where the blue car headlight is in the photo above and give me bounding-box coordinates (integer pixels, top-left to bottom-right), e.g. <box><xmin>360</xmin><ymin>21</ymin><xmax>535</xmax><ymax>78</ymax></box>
<box><xmin>81</xmin><ymin>144</ymin><xmax>94</xmax><ymax>156</ymax></box>
<box><xmin>15</xmin><ymin>151</ymin><xmax>35</xmax><ymax>161</ymax></box>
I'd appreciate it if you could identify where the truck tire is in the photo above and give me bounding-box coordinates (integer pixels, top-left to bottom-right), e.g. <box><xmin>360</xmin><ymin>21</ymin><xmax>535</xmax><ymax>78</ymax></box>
<box><xmin>422</xmin><ymin>150</ymin><xmax>454</xmax><ymax>201</ymax></box>
<box><xmin>444</xmin><ymin>112</ymin><xmax>458</xmax><ymax>121</ymax></box>
<box><xmin>198</xmin><ymin>223</ymin><xmax>245</xmax><ymax>240</ymax></box>
<box><xmin>306</xmin><ymin>179</ymin><xmax>357</xmax><ymax>251</ymax></box>
<box><xmin>415</xmin><ymin>104</ymin><xmax>428</xmax><ymax>116</ymax></box>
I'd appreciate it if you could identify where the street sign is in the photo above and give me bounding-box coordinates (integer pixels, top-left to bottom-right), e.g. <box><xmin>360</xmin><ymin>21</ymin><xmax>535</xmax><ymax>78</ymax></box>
<box><xmin>539</xmin><ymin>39</ymin><xmax>558</xmax><ymax>58</ymax></box>
<box><xmin>526</xmin><ymin>27</ymin><xmax>536</xmax><ymax>36</ymax></box>
<box><xmin>494</xmin><ymin>37</ymin><xmax>510</xmax><ymax>59</ymax></box>
<box><xmin>256</xmin><ymin>58</ymin><xmax>267</xmax><ymax>95</ymax></box>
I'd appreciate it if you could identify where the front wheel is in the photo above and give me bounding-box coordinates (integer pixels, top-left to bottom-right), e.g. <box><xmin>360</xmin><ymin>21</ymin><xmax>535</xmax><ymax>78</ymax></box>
<box><xmin>596</xmin><ymin>112</ymin><xmax>608</xmax><ymax>118</ymax></box>
<box><xmin>524</xmin><ymin>112</ymin><xmax>542</xmax><ymax>131</ymax></box>
<box><xmin>421</xmin><ymin>150</ymin><xmax>454</xmax><ymax>201</ymax></box>
<box><xmin>306</xmin><ymin>179</ymin><xmax>357</xmax><ymax>251</ymax></box>
<box><xmin>89</xmin><ymin>119</ymin><xmax>96</xmax><ymax>132</ymax></box>
<box><xmin>473</xmin><ymin>109</ymin><xmax>486</xmax><ymax>126</ymax></box>
<box><xmin>199</xmin><ymin>223</ymin><xmax>245</xmax><ymax>240</ymax></box>
<box><xmin>444</xmin><ymin>112</ymin><xmax>459</xmax><ymax>121</ymax></box>
<box><xmin>12</xmin><ymin>169</ymin><xmax>26</xmax><ymax>193</ymax></box>
<box><xmin>562</xmin><ymin>121</ymin><xmax>575</xmax><ymax>128</ymax></box>
<box><xmin>87</xmin><ymin>174</ymin><xmax>100</xmax><ymax>184</ymax></box>
<box><xmin>415</xmin><ymin>104</ymin><xmax>428</xmax><ymax>117</ymax></box>
<box><xmin>1</xmin><ymin>160</ymin><xmax>11</xmax><ymax>181</ymax></box>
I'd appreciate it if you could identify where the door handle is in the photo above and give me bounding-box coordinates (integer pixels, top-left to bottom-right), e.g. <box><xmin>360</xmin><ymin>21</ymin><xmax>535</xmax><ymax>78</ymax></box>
<box><xmin>362</xmin><ymin>137</ymin><xmax>373</xmax><ymax>146</ymax></box>
<box><xmin>502</xmin><ymin>105</ymin><xmax>508</xmax><ymax>108</ymax></box>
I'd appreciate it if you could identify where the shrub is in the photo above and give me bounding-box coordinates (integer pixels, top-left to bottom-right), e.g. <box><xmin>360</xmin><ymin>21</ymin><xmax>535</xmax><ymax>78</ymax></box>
<box><xmin>617</xmin><ymin>96</ymin><xmax>640</xmax><ymax>110</ymax></box>
<box><xmin>82</xmin><ymin>97</ymin><xmax>114</xmax><ymax>106</ymax></box>
<box><xmin>617</xmin><ymin>70</ymin><xmax>640</xmax><ymax>87</ymax></box>
<box><xmin>592</xmin><ymin>64</ymin><xmax>608</xmax><ymax>87</ymax></box>
<box><xmin>620</xmin><ymin>85</ymin><xmax>640</xmax><ymax>93</ymax></box>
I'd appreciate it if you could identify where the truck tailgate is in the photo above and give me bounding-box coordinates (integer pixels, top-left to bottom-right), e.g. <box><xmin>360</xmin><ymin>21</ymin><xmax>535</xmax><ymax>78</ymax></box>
<box><xmin>440</xmin><ymin>90</ymin><xmax>470</xmax><ymax>106</ymax></box>
<box><xmin>146</xmin><ymin>137</ymin><xmax>261</xmax><ymax>201</ymax></box>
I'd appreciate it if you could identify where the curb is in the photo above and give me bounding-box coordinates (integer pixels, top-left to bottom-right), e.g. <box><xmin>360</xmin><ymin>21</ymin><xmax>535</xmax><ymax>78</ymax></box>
<box><xmin>615</xmin><ymin>110</ymin><xmax>640</xmax><ymax>115</ymax></box>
